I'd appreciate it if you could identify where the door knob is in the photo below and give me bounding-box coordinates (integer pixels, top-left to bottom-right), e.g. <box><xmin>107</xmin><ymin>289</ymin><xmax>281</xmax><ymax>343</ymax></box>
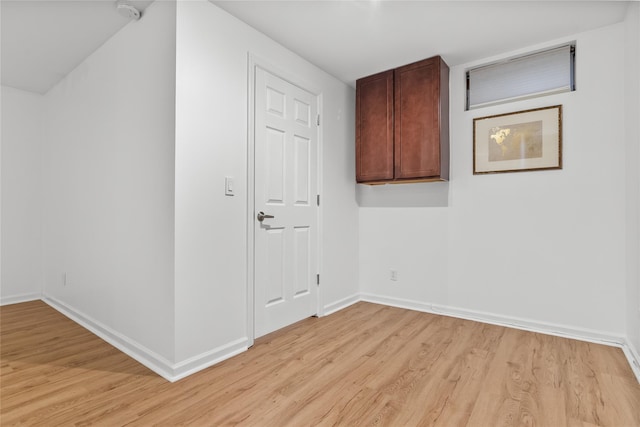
<box><xmin>257</xmin><ymin>211</ymin><xmax>275</xmax><ymax>222</ymax></box>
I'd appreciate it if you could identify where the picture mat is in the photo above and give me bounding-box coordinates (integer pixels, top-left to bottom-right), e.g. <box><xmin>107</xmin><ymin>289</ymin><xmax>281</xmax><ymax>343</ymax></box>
<box><xmin>474</xmin><ymin>106</ymin><xmax>561</xmax><ymax>173</ymax></box>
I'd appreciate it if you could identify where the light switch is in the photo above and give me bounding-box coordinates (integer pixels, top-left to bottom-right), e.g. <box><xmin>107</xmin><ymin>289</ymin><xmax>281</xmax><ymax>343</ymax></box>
<box><xmin>225</xmin><ymin>176</ymin><xmax>234</xmax><ymax>196</ymax></box>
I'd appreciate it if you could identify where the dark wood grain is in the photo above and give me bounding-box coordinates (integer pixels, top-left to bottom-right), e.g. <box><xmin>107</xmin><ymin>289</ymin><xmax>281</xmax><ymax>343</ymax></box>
<box><xmin>356</xmin><ymin>56</ymin><xmax>449</xmax><ymax>184</ymax></box>
<box><xmin>394</xmin><ymin>56</ymin><xmax>443</xmax><ymax>180</ymax></box>
<box><xmin>356</xmin><ymin>69</ymin><xmax>394</xmax><ymax>182</ymax></box>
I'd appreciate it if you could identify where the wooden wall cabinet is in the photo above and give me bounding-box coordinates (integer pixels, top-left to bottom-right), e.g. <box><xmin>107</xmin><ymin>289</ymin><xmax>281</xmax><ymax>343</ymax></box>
<box><xmin>356</xmin><ymin>56</ymin><xmax>449</xmax><ymax>184</ymax></box>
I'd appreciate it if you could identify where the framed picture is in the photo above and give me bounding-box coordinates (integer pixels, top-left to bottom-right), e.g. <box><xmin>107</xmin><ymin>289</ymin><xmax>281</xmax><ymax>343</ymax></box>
<box><xmin>473</xmin><ymin>105</ymin><xmax>562</xmax><ymax>174</ymax></box>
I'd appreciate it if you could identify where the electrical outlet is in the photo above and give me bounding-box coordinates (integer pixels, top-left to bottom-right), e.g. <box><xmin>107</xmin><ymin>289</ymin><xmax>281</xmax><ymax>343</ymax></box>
<box><xmin>390</xmin><ymin>269</ymin><xmax>398</xmax><ymax>281</ymax></box>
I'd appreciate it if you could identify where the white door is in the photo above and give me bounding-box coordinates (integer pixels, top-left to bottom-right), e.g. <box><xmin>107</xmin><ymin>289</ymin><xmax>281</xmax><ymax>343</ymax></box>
<box><xmin>254</xmin><ymin>67</ymin><xmax>319</xmax><ymax>338</ymax></box>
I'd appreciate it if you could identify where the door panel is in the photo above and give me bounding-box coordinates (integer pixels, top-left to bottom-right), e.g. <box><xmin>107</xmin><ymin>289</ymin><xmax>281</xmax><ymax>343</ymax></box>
<box><xmin>294</xmin><ymin>135</ymin><xmax>310</xmax><ymax>205</ymax></box>
<box><xmin>254</xmin><ymin>67</ymin><xmax>318</xmax><ymax>338</ymax></box>
<box><xmin>266</xmin><ymin>87</ymin><xmax>286</xmax><ymax>117</ymax></box>
<box><xmin>265</xmin><ymin>227</ymin><xmax>285</xmax><ymax>306</ymax></box>
<box><xmin>293</xmin><ymin>226</ymin><xmax>311</xmax><ymax>297</ymax></box>
<box><xmin>265</xmin><ymin>127</ymin><xmax>285</xmax><ymax>204</ymax></box>
<box><xmin>294</xmin><ymin>99</ymin><xmax>310</xmax><ymax>125</ymax></box>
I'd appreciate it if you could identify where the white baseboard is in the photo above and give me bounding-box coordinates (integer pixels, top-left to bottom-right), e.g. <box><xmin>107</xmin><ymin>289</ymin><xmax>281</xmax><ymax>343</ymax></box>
<box><xmin>323</xmin><ymin>293</ymin><xmax>360</xmax><ymax>316</ymax></box>
<box><xmin>12</xmin><ymin>292</ymin><xmax>640</xmax><ymax>384</ymax></box>
<box><xmin>42</xmin><ymin>295</ymin><xmax>249</xmax><ymax>382</ymax></box>
<box><xmin>360</xmin><ymin>292</ymin><xmax>639</xmax><ymax>383</ymax></box>
<box><xmin>172</xmin><ymin>337</ymin><xmax>248</xmax><ymax>382</ymax></box>
<box><xmin>1</xmin><ymin>292</ymin><xmax>42</xmax><ymax>306</ymax></box>
<box><xmin>360</xmin><ymin>293</ymin><xmax>625</xmax><ymax>345</ymax></box>
<box><xmin>43</xmin><ymin>296</ymin><xmax>176</xmax><ymax>381</ymax></box>
<box><xmin>621</xmin><ymin>340</ymin><xmax>640</xmax><ymax>383</ymax></box>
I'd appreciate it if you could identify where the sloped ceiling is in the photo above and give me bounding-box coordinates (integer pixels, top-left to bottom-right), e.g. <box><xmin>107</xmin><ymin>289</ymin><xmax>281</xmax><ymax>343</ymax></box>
<box><xmin>1</xmin><ymin>0</ymin><xmax>153</xmax><ymax>94</ymax></box>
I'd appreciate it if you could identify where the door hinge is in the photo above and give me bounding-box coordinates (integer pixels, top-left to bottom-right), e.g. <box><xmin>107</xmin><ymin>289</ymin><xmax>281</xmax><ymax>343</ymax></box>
<box><xmin>316</xmin><ymin>274</ymin><xmax>320</xmax><ymax>285</ymax></box>
<box><xmin>317</xmin><ymin>194</ymin><xmax>320</xmax><ymax>206</ymax></box>
<box><xmin>317</xmin><ymin>114</ymin><xmax>320</xmax><ymax>126</ymax></box>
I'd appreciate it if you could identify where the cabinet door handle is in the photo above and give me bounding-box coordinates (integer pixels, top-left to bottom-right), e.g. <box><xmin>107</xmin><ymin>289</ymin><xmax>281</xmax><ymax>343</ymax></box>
<box><xmin>257</xmin><ymin>211</ymin><xmax>275</xmax><ymax>222</ymax></box>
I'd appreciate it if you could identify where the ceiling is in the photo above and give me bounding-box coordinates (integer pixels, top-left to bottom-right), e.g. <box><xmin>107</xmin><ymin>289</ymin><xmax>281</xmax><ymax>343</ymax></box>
<box><xmin>1</xmin><ymin>0</ymin><xmax>153</xmax><ymax>94</ymax></box>
<box><xmin>213</xmin><ymin>0</ymin><xmax>630</xmax><ymax>86</ymax></box>
<box><xmin>1</xmin><ymin>1</ymin><xmax>631</xmax><ymax>94</ymax></box>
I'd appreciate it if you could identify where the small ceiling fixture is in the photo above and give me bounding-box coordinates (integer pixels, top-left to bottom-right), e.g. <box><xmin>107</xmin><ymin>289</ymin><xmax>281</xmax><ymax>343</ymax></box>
<box><xmin>116</xmin><ymin>0</ymin><xmax>141</xmax><ymax>20</ymax></box>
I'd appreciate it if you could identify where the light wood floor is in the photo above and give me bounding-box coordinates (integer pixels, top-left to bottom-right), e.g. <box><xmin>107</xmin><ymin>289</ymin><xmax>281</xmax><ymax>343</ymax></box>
<box><xmin>1</xmin><ymin>301</ymin><xmax>639</xmax><ymax>426</ymax></box>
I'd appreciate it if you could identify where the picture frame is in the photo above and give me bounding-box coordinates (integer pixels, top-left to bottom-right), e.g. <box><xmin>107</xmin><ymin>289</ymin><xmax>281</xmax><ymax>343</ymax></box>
<box><xmin>473</xmin><ymin>105</ymin><xmax>562</xmax><ymax>174</ymax></box>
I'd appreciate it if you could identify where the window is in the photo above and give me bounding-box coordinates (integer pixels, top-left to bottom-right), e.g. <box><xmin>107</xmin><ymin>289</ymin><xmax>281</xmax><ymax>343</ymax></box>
<box><xmin>466</xmin><ymin>44</ymin><xmax>575</xmax><ymax>110</ymax></box>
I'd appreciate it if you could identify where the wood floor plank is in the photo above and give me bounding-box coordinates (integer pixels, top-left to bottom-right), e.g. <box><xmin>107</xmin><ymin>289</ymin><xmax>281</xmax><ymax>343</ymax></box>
<box><xmin>2</xmin><ymin>300</ymin><xmax>639</xmax><ymax>426</ymax></box>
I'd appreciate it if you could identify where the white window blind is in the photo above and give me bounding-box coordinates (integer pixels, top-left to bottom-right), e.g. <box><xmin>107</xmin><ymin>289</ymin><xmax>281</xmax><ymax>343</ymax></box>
<box><xmin>467</xmin><ymin>44</ymin><xmax>575</xmax><ymax>110</ymax></box>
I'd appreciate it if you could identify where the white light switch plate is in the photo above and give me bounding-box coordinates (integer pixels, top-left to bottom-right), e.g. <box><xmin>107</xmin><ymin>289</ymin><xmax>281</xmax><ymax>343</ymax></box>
<box><xmin>225</xmin><ymin>176</ymin><xmax>234</xmax><ymax>196</ymax></box>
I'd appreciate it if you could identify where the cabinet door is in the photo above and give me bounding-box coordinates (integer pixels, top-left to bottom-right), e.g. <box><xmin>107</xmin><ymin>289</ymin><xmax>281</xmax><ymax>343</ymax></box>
<box><xmin>394</xmin><ymin>57</ymin><xmax>442</xmax><ymax>179</ymax></box>
<box><xmin>356</xmin><ymin>70</ymin><xmax>394</xmax><ymax>182</ymax></box>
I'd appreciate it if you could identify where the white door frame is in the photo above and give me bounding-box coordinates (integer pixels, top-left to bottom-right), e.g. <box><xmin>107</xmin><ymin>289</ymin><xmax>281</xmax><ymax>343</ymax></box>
<box><xmin>246</xmin><ymin>53</ymin><xmax>323</xmax><ymax>347</ymax></box>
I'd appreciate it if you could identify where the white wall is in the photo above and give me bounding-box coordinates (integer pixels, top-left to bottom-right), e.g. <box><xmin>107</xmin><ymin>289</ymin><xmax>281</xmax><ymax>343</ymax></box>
<box><xmin>174</xmin><ymin>0</ymin><xmax>358</xmax><ymax>363</ymax></box>
<box><xmin>625</xmin><ymin>2</ymin><xmax>640</xmax><ymax>355</ymax></box>
<box><xmin>360</xmin><ymin>23</ymin><xmax>628</xmax><ymax>337</ymax></box>
<box><xmin>4</xmin><ymin>0</ymin><xmax>357</xmax><ymax>376</ymax></box>
<box><xmin>6</xmin><ymin>0</ymin><xmax>630</xmax><ymax>381</ymax></box>
<box><xmin>1</xmin><ymin>86</ymin><xmax>43</xmax><ymax>303</ymax></box>
<box><xmin>41</xmin><ymin>1</ymin><xmax>177</xmax><ymax>362</ymax></box>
